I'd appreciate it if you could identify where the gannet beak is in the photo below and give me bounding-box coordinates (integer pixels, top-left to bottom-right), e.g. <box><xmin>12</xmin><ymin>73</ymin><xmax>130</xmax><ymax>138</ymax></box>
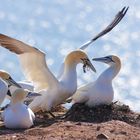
<box><xmin>27</xmin><ymin>92</ymin><xmax>41</xmax><ymax>98</ymax></box>
<box><xmin>87</xmin><ymin>60</ymin><xmax>96</xmax><ymax>72</ymax></box>
<box><xmin>92</xmin><ymin>56</ymin><xmax>114</xmax><ymax>63</ymax></box>
<box><xmin>6</xmin><ymin>77</ymin><xmax>22</xmax><ymax>88</ymax></box>
<box><xmin>83</xmin><ymin>59</ymin><xmax>96</xmax><ymax>73</ymax></box>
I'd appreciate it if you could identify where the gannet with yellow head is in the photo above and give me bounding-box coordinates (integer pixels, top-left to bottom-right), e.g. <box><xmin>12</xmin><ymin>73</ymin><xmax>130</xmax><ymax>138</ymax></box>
<box><xmin>0</xmin><ymin>34</ymin><xmax>96</xmax><ymax>113</ymax></box>
<box><xmin>72</xmin><ymin>55</ymin><xmax>121</xmax><ymax>106</ymax></box>
<box><xmin>0</xmin><ymin>70</ymin><xmax>34</xmax><ymax>100</ymax></box>
<box><xmin>29</xmin><ymin>49</ymin><xmax>96</xmax><ymax>112</ymax></box>
<box><xmin>0</xmin><ymin>70</ymin><xmax>22</xmax><ymax>104</ymax></box>
<box><xmin>0</xmin><ymin>70</ymin><xmax>21</xmax><ymax>89</ymax></box>
<box><xmin>2</xmin><ymin>88</ymin><xmax>40</xmax><ymax>129</ymax></box>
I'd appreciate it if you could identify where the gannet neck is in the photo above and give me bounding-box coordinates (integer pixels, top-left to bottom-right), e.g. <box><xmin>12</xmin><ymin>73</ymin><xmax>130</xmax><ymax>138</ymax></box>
<box><xmin>60</xmin><ymin>60</ymin><xmax>77</xmax><ymax>93</ymax></box>
<box><xmin>59</xmin><ymin>50</ymin><xmax>88</xmax><ymax>92</ymax></box>
<box><xmin>97</xmin><ymin>62</ymin><xmax>121</xmax><ymax>83</ymax></box>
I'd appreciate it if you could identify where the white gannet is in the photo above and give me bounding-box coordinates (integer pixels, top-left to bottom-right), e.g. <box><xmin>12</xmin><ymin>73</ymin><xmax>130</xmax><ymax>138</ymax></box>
<box><xmin>72</xmin><ymin>55</ymin><xmax>121</xmax><ymax>107</ymax></box>
<box><xmin>0</xmin><ymin>70</ymin><xmax>22</xmax><ymax>89</ymax></box>
<box><xmin>0</xmin><ymin>34</ymin><xmax>96</xmax><ymax>113</ymax></box>
<box><xmin>0</xmin><ymin>70</ymin><xmax>34</xmax><ymax>91</ymax></box>
<box><xmin>29</xmin><ymin>50</ymin><xmax>96</xmax><ymax>112</ymax></box>
<box><xmin>0</xmin><ymin>78</ymin><xmax>8</xmax><ymax>105</ymax></box>
<box><xmin>2</xmin><ymin>88</ymin><xmax>40</xmax><ymax>129</ymax></box>
<box><xmin>0</xmin><ymin>70</ymin><xmax>22</xmax><ymax>103</ymax></box>
<box><xmin>0</xmin><ymin>70</ymin><xmax>34</xmax><ymax>99</ymax></box>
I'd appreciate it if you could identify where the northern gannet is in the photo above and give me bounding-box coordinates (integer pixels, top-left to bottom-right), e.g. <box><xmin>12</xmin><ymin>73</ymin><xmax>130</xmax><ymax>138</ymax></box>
<box><xmin>29</xmin><ymin>50</ymin><xmax>96</xmax><ymax>112</ymax></box>
<box><xmin>72</xmin><ymin>55</ymin><xmax>121</xmax><ymax>107</ymax></box>
<box><xmin>0</xmin><ymin>70</ymin><xmax>22</xmax><ymax>103</ymax></box>
<box><xmin>0</xmin><ymin>34</ymin><xmax>96</xmax><ymax>113</ymax></box>
<box><xmin>0</xmin><ymin>70</ymin><xmax>34</xmax><ymax>99</ymax></box>
<box><xmin>2</xmin><ymin>88</ymin><xmax>40</xmax><ymax>129</ymax></box>
<box><xmin>0</xmin><ymin>70</ymin><xmax>21</xmax><ymax>89</ymax></box>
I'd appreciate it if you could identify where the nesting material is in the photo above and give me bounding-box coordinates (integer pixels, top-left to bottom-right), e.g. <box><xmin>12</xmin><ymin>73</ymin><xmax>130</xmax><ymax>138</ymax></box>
<box><xmin>65</xmin><ymin>102</ymin><xmax>140</xmax><ymax>127</ymax></box>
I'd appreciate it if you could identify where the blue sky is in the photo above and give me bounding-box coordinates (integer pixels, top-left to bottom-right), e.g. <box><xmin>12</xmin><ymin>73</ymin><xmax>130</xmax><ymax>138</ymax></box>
<box><xmin>0</xmin><ymin>0</ymin><xmax>140</xmax><ymax>111</ymax></box>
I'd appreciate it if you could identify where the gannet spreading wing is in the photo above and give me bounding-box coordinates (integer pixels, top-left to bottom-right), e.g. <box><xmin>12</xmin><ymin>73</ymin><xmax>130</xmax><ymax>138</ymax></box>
<box><xmin>80</xmin><ymin>6</ymin><xmax>129</xmax><ymax>50</ymax></box>
<box><xmin>0</xmin><ymin>34</ymin><xmax>58</xmax><ymax>91</ymax></box>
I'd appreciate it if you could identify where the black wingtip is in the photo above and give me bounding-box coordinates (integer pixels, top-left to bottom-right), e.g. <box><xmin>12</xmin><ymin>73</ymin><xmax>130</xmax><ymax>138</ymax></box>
<box><xmin>120</xmin><ymin>6</ymin><xmax>129</xmax><ymax>15</ymax></box>
<box><xmin>121</xmin><ymin>6</ymin><xmax>126</xmax><ymax>13</ymax></box>
<box><xmin>123</xmin><ymin>6</ymin><xmax>129</xmax><ymax>15</ymax></box>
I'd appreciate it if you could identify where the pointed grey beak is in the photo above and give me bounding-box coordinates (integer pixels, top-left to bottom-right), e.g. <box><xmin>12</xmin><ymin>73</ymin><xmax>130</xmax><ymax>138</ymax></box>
<box><xmin>6</xmin><ymin>77</ymin><xmax>22</xmax><ymax>88</ymax></box>
<box><xmin>86</xmin><ymin>59</ymin><xmax>96</xmax><ymax>73</ymax></box>
<box><xmin>27</xmin><ymin>92</ymin><xmax>41</xmax><ymax>98</ymax></box>
<box><xmin>92</xmin><ymin>56</ymin><xmax>114</xmax><ymax>64</ymax></box>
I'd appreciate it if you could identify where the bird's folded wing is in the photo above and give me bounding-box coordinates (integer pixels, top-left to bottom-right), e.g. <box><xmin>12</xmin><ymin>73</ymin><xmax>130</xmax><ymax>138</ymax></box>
<box><xmin>0</xmin><ymin>34</ymin><xmax>58</xmax><ymax>90</ymax></box>
<box><xmin>72</xmin><ymin>90</ymin><xmax>89</xmax><ymax>103</ymax></box>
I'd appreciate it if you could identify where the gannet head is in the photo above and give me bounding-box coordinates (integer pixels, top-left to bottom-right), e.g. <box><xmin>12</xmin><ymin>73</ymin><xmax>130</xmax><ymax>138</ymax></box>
<box><xmin>11</xmin><ymin>89</ymin><xmax>41</xmax><ymax>103</ymax></box>
<box><xmin>66</xmin><ymin>50</ymin><xmax>96</xmax><ymax>73</ymax></box>
<box><xmin>0</xmin><ymin>70</ymin><xmax>21</xmax><ymax>88</ymax></box>
<box><xmin>92</xmin><ymin>55</ymin><xmax>121</xmax><ymax>66</ymax></box>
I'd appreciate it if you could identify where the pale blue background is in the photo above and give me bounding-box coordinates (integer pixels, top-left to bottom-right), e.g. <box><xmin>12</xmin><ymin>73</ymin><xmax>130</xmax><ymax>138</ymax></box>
<box><xmin>0</xmin><ymin>0</ymin><xmax>139</xmax><ymax>111</ymax></box>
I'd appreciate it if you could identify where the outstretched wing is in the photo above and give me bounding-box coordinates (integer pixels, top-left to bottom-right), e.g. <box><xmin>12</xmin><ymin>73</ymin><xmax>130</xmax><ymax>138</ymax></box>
<box><xmin>80</xmin><ymin>6</ymin><xmax>129</xmax><ymax>50</ymax></box>
<box><xmin>0</xmin><ymin>34</ymin><xmax>58</xmax><ymax>91</ymax></box>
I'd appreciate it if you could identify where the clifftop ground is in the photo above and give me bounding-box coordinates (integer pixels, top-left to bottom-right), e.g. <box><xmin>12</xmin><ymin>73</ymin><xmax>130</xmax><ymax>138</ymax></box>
<box><xmin>0</xmin><ymin>103</ymin><xmax>140</xmax><ymax>140</ymax></box>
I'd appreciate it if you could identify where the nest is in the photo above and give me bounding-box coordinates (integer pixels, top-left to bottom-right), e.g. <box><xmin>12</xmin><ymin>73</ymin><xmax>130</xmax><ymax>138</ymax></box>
<box><xmin>64</xmin><ymin>102</ymin><xmax>140</xmax><ymax>127</ymax></box>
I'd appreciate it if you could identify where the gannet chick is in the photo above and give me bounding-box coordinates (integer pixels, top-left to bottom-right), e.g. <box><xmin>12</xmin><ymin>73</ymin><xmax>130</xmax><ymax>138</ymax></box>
<box><xmin>0</xmin><ymin>34</ymin><xmax>96</xmax><ymax>113</ymax></box>
<box><xmin>72</xmin><ymin>55</ymin><xmax>121</xmax><ymax>107</ymax></box>
<box><xmin>0</xmin><ymin>78</ymin><xmax>8</xmax><ymax>105</ymax></box>
<box><xmin>2</xmin><ymin>88</ymin><xmax>40</xmax><ymax>129</ymax></box>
